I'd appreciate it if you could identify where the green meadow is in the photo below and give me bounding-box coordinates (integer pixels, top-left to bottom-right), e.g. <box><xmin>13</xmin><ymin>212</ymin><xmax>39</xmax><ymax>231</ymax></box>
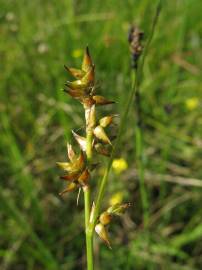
<box><xmin>1</xmin><ymin>0</ymin><xmax>202</xmax><ymax>269</ymax></box>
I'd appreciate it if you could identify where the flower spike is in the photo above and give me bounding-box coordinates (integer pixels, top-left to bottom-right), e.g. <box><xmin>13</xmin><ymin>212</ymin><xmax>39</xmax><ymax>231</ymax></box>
<box><xmin>59</xmin><ymin>46</ymin><xmax>132</xmax><ymax>254</ymax></box>
<box><xmin>57</xmin><ymin>144</ymin><xmax>89</xmax><ymax>195</ymax></box>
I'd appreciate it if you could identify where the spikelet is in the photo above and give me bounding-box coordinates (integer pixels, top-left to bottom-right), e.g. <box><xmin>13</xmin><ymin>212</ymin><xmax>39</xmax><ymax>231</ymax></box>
<box><xmin>95</xmin><ymin>223</ymin><xmax>112</xmax><ymax>249</ymax></box>
<box><xmin>93</xmin><ymin>126</ymin><xmax>112</xmax><ymax>145</ymax></box>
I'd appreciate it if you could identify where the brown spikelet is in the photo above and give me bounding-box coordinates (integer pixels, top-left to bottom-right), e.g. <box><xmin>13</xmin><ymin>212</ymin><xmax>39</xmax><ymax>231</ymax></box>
<box><xmin>82</xmin><ymin>46</ymin><xmax>93</xmax><ymax>72</ymax></box>
<box><xmin>92</xmin><ymin>95</ymin><xmax>115</xmax><ymax>106</ymax></box>
<box><xmin>95</xmin><ymin>223</ymin><xmax>112</xmax><ymax>249</ymax></box>
<box><xmin>64</xmin><ymin>66</ymin><xmax>85</xmax><ymax>79</ymax></box>
<box><xmin>93</xmin><ymin>126</ymin><xmax>112</xmax><ymax>145</ymax></box>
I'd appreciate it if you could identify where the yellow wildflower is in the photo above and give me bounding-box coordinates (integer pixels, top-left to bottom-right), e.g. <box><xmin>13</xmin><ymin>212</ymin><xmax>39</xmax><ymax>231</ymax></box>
<box><xmin>185</xmin><ymin>97</ymin><xmax>199</xmax><ymax>110</ymax></box>
<box><xmin>112</xmin><ymin>158</ymin><xmax>128</xmax><ymax>174</ymax></box>
<box><xmin>109</xmin><ymin>192</ymin><xmax>124</xmax><ymax>206</ymax></box>
<box><xmin>72</xmin><ymin>49</ymin><xmax>83</xmax><ymax>58</ymax></box>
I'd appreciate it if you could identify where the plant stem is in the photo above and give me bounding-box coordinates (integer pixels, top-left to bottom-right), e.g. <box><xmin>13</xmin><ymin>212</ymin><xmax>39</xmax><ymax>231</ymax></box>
<box><xmin>134</xmin><ymin>79</ymin><xmax>149</xmax><ymax>227</ymax></box>
<box><xmin>84</xmin><ymin>185</ymin><xmax>93</xmax><ymax>270</ymax></box>
<box><xmin>133</xmin><ymin>0</ymin><xmax>162</xmax><ymax>228</ymax></box>
<box><xmin>84</xmin><ymin>111</ymin><xmax>94</xmax><ymax>270</ymax></box>
<box><xmin>84</xmin><ymin>185</ymin><xmax>91</xmax><ymax>229</ymax></box>
<box><xmin>135</xmin><ymin>125</ymin><xmax>149</xmax><ymax>227</ymax></box>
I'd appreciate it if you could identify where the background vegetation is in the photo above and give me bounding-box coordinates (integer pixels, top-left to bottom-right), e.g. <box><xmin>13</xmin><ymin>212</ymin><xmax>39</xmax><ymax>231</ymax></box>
<box><xmin>1</xmin><ymin>0</ymin><xmax>202</xmax><ymax>269</ymax></box>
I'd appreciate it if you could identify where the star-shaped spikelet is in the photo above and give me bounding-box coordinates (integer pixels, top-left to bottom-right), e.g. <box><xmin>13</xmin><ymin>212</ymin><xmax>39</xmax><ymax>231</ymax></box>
<box><xmin>64</xmin><ymin>47</ymin><xmax>115</xmax><ymax>107</ymax></box>
<box><xmin>57</xmin><ymin>144</ymin><xmax>90</xmax><ymax>195</ymax></box>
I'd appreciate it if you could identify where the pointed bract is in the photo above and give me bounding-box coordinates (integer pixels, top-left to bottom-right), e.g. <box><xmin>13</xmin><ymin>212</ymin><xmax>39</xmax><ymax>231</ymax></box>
<box><xmin>64</xmin><ymin>65</ymin><xmax>85</xmax><ymax>79</ymax></box>
<box><xmin>65</xmin><ymin>80</ymin><xmax>87</xmax><ymax>90</ymax></box>
<box><xmin>93</xmin><ymin>125</ymin><xmax>112</xmax><ymax>145</ymax></box>
<box><xmin>71</xmin><ymin>152</ymin><xmax>85</xmax><ymax>173</ymax></box>
<box><xmin>92</xmin><ymin>95</ymin><xmax>115</xmax><ymax>106</ymax></box>
<box><xmin>56</xmin><ymin>162</ymin><xmax>72</xmax><ymax>172</ymax></box>
<box><xmin>81</xmin><ymin>65</ymin><xmax>95</xmax><ymax>86</ymax></box>
<box><xmin>99</xmin><ymin>116</ymin><xmax>113</xmax><ymax>128</ymax></box>
<box><xmin>85</xmin><ymin>105</ymin><xmax>96</xmax><ymax>128</ymax></box>
<box><xmin>82</xmin><ymin>46</ymin><xmax>93</xmax><ymax>72</ymax></box>
<box><xmin>78</xmin><ymin>169</ymin><xmax>90</xmax><ymax>186</ymax></box>
<box><xmin>59</xmin><ymin>182</ymin><xmax>77</xmax><ymax>195</ymax></box>
<box><xmin>67</xmin><ymin>143</ymin><xmax>76</xmax><ymax>162</ymax></box>
<box><xmin>95</xmin><ymin>223</ymin><xmax>112</xmax><ymax>249</ymax></box>
<box><xmin>72</xmin><ymin>131</ymin><xmax>87</xmax><ymax>152</ymax></box>
<box><xmin>64</xmin><ymin>88</ymin><xmax>84</xmax><ymax>98</ymax></box>
<box><xmin>60</xmin><ymin>172</ymin><xmax>79</xmax><ymax>181</ymax></box>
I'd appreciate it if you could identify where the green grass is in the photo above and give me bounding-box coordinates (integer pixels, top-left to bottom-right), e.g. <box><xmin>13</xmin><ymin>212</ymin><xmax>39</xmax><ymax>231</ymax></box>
<box><xmin>1</xmin><ymin>0</ymin><xmax>202</xmax><ymax>269</ymax></box>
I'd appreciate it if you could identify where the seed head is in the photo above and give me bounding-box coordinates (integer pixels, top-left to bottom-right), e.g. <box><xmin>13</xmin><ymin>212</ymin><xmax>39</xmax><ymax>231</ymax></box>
<box><xmin>128</xmin><ymin>25</ymin><xmax>144</xmax><ymax>69</ymax></box>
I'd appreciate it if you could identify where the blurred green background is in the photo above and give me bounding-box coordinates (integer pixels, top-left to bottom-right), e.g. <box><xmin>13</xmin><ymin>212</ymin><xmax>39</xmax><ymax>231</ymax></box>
<box><xmin>1</xmin><ymin>0</ymin><xmax>202</xmax><ymax>269</ymax></box>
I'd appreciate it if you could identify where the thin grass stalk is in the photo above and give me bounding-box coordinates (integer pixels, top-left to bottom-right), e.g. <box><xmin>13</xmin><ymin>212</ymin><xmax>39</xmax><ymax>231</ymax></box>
<box><xmin>84</xmin><ymin>115</ymin><xmax>94</xmax><ymax>270</ymax></box>
<box><xmin>84</xmin><ymin>185</ymin><xmax>94</xmax><ymax>270</ymax></box>
<box><xmin>134</xmin><ymin>0</ymin><xmax>162</xmax><ymax>227</ymax></box>
<box><xmin>135</xmin><ymin>125</ymin><xmax>149</xmax><ymax>227</ymax></box>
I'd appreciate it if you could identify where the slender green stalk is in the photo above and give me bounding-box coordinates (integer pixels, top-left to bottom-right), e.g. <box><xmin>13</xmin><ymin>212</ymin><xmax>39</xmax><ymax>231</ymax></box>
<box><xmin>84</xmin><ymin>185</ymin><xmax>93</xmax><ymax>270</ymax></box>
<box><xmin>134</xmin><ymin>65</ymin><xmax>149</xmax><ymax>228</ymax></box>
<box><xmin>84</xmin><ymin>118</ymin><xmax>94</xmax><ymax>270</ymax></box>
<box><xmin>135</xmin><ymin>126</ymin><xmax>149</xmax><ymax>227</ymax></box>
<box><xmin>84</xmin><ymin>185</ymin><xmax>91</xmax><ymax>229</ymax></box>
<box><xmin>85</xmin><ymin>229</ymin><xmax>94</xmax><ymax>270</ymax></box>
<box><xmin>134</xmin><ymin>0</ymin><xmax>162</xmax><ymax>228</ymax></box>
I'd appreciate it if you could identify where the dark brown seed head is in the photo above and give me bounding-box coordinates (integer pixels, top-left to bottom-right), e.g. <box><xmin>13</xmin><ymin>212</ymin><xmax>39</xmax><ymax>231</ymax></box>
<box><xmin>128</xmin><ymin>25</ymin><xmax>144</xmax><ymax>69</ymax></box>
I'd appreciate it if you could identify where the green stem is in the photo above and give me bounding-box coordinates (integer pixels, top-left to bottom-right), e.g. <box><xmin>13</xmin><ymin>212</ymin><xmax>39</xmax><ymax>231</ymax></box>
<box><xmin>84</xmin><ymin>185</ymin><xmax>93</xmax><ymax>270</ymax></box>
<box><xmin>84</xmin><ymin>113</ymin><xmax>94</xmax><ymax>270</ymax></box>
<box><xmin>84</xmin><ymin>185</ymin><xmax>91</xmax><ymax>229</ymax></box>
<box><xmin>86</xmin><ymin>231</ymin><xmax>94</xmax><ymax>270</ymax></box>
<box><xmin>135</xmin><ymin>126</ymin><xmax>149</xmax><ymax>227</ymax></box>
<box><xmin>133</xmin><ymin>0</ymin><xmax>162</xmax><ymax>228</ymax></box>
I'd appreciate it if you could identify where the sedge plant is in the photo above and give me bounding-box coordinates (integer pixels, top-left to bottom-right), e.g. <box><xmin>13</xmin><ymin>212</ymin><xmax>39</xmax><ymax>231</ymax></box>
<box><xmin>56</xmin><ymin>4</ymin><xmax>161</xmax><ymax>265</ymax></box>
<box><xmin>56</xmin><ymin>48</ymin><xmax>132</xmax><ymax>269</ymax></box>
<box><xmin>57</xmin><ymin>44</ymin><xmax>141</xmax><ymax>268</ymax></box>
